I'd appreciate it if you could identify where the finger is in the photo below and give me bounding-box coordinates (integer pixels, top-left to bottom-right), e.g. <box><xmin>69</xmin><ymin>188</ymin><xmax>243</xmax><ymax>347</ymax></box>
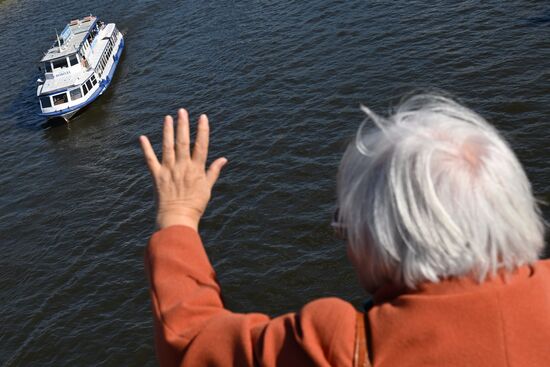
<box><xmin>176</xmin><ymin>108</ymin><xmax>190</xmax><ymax>161</ymax></box>
<box><xmin>162</xmin><ymin>115</ymin><xmax>175</xmax><ymax>166</ymax></box>
<box><xmin>206</xmin><ymin>157</ymin><xmax>228</xmax><ymax>187</ymax></box>
<box><xmin>192</xmin><ymin>114</ymin><xmax>209</xmax><ymax>165</ymax></box>
<box><xmin>139</xmin><ymin>135</ymin><xmax>160</xmax><ymax>173</ymax></box>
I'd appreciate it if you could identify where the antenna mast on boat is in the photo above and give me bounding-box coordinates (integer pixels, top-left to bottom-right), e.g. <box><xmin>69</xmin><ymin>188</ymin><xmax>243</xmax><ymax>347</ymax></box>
<box><xmin>55</xmin><ymin>29</ymin><xmax>62</xmax><ymax>50</ymax></box>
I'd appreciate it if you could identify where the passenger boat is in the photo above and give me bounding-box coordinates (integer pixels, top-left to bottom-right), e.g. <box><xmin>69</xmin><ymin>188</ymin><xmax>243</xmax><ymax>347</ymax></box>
<box><xmin>36</xmin><ymin>15</ymin><xmax>124</xmax><ymax>121</ymax></box>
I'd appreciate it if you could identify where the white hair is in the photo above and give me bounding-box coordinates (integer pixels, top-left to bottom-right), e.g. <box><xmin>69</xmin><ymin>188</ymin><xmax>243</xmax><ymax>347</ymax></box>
<box><xmin>337</xmin><ymin>94</ymin><xmax>545</xmax><ymax>289</ymax></box>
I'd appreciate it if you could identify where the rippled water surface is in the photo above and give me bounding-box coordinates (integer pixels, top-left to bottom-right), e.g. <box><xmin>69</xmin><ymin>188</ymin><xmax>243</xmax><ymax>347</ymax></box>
<box><xmin>1</xmin><ymin>0</ymin><xmax>549</xmax><ymax>365</ymax></box>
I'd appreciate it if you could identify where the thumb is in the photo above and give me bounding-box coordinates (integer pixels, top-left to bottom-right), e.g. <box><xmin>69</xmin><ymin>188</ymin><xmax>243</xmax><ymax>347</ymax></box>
<box><xmin>206</xmin><ymin>157</ymin><xmax>228</xmax><ymax>187</ymax></box>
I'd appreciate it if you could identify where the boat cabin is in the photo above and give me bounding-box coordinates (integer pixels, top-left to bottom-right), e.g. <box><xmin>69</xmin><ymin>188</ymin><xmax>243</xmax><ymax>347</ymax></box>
<box><xmin>41</xmin><ymin>17</ymin><xmax>100</xmax><ymax>72</ymax></box>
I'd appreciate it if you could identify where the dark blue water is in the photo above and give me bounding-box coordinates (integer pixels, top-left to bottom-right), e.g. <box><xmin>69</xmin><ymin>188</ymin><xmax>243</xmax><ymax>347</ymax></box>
<box><xmin>0</xmin><ymin>0</ymin><xmax>548</xmax><ymax>365</ymax></box>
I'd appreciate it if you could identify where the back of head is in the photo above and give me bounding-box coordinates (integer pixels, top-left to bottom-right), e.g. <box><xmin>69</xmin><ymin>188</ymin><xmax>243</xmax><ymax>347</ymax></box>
<box><xmin>337</xmin><ymin>94</ymin><xmax>545</xmax><ymax>290</ymax></box>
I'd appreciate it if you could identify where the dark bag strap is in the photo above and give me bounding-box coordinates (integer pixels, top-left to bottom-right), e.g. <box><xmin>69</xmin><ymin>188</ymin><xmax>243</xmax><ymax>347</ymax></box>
<box><xmin>354</xmin><ymin>311</ymin><xmax>372</xmax><ymax>367</ymax></box>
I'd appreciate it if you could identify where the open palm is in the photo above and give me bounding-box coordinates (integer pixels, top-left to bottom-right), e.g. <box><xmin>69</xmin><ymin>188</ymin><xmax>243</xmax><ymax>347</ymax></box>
<box><xmin>139</xmin><ymin>109</ymin><xmax>227</xmax><ymax>230</ymax></box>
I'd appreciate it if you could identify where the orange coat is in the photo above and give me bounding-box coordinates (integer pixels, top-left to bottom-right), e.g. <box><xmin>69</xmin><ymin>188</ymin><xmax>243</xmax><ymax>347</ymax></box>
<box><xmin>145</xmin><ymin>225</ymin><xmax>550</xmax><ymax>366</ymax></box>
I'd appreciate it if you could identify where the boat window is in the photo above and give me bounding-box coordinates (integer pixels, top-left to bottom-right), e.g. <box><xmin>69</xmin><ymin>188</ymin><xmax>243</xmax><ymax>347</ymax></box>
<box><xmin>52</xmin><ymin>58</ymin><xmax>68</xmax><ymax>69</ymax></box>
<box><xmin>86</xmin><ymin>80</ymin><xmax>93</xmax><ymax>90</ymax></box>
<box><xmin>52</xmin><ymin>92</ymin><xmax>68</xmax><ymax>106</ymax></box>
<box><xmin>44</xmin><ymin>62</ymin><xmax>52</xmax><ymax>73</ymax></box>
<box><xmin>40</xmin><ymin>96</ymin><xmax>52</xmax><ymax>108</ymax></box>
<box><xmin>70</xmin><ymin>87</ymin><xmax>82</xmax><ymax>101</ymax></box>
<box><xmin>69</xmin><ymin>54</ymin><xmax>79</xmax><ymax>66</ymax></box>
<box><xmin>83</xmin><ymin>83</ymin><xmax>89</xmax><ymax>95</ymax></box>
<box><xmin>91</xmin><ymin>75</ymin><xmax>97</xmax><ymax>85</ymax></box>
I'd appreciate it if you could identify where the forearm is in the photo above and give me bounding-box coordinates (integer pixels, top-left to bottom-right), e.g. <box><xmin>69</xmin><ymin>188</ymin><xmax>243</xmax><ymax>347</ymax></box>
<box><xmin>145</xmin><ymin>225</ymin><xmax>227</xmax><ymax>363</ymax></box>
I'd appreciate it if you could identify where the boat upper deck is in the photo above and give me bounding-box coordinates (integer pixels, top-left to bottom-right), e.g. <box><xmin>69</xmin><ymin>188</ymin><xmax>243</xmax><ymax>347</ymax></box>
<box><xmin>40</xmin><ymin>16</ymin><xmax>97</xmax><ymax>62</ymax></box>
<box><xmin>38</xmin><ymin>22</ymin><xmax>120</xmax><ymax>96</ymax></box>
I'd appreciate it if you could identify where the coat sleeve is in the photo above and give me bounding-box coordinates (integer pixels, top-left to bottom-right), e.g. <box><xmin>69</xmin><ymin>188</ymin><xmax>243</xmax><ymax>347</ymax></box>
<box><xmin>145</xmin><ymin>225</ymin><xmax>356</xmax><ymax>367</ymax></box>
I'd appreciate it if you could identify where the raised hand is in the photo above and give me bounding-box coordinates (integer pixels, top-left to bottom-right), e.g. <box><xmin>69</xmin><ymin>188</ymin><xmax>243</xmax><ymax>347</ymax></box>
<box><xmin>139</xmin><ymin>109</ymin><xmax>227</xmax><ymax>230</ymax></box>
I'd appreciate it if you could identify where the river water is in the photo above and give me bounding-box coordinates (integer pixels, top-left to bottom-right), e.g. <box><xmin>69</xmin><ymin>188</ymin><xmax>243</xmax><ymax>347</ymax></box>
<box><xmin>0</xmin><ymin>0</ymin><xmax>548</xmax><ymax>365</ymax></box>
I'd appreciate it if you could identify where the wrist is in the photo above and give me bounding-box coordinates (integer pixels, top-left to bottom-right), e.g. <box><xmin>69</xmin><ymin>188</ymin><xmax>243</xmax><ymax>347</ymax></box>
<box><xmin>156</xmin><ymin>213</ymin><xmax>199</xmax><ymax>230</ymax></box>
<box><xmin>156</xmin><ymin>207</ymin><xmax>202</xmax><ymax>230</ymax></box>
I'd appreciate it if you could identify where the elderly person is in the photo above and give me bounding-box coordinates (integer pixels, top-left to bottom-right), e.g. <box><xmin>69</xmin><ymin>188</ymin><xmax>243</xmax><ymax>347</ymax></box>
<box><xmin>140</xmin><ymin>95</ymin><xmax>549</xmax><ymax>367</ymax></box>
